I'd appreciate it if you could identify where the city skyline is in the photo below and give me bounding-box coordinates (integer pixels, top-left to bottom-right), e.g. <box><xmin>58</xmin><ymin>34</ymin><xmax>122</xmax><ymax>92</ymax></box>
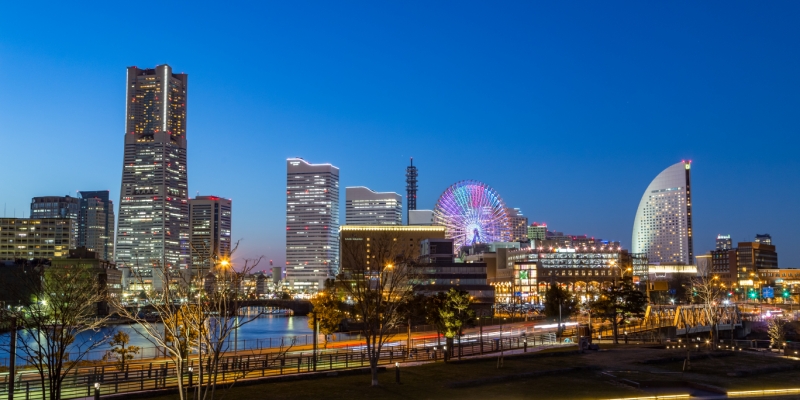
<box><xmin>1</xmin><ymin>2</ymin><xmax>799</xmax><ymax>268</ymax></box>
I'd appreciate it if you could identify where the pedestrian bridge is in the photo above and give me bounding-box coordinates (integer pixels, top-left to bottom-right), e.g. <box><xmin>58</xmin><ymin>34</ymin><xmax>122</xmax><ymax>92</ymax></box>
<box><xmin>643</xmin><ymin>304</ymin><xmax>742</xmax><ymax>335</ymax></box>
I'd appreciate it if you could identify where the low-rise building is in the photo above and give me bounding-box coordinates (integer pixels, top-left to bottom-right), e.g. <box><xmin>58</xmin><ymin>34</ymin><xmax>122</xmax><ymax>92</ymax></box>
<box><xmin>49</xmin><ymin>247</ymin><xmax>121</xmax><ymax>315</ymax></box>
<box><xmin>0</xmin><ymin>218</ymin><xmax>76</xmax><ymax>261</ymax></box>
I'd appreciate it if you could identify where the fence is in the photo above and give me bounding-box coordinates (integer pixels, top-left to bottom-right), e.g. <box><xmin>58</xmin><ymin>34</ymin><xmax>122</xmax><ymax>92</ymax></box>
<box><xmin>0</xmin><ymin>326</ymin><xmax>566</xmax><ymax>400</ymax></box>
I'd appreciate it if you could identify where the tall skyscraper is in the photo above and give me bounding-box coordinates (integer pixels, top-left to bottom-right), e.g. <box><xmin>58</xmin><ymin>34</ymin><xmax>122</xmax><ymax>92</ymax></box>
<box><xmin>345</xmin><ymin>187</ymin><xmax>402</xmax><ymax>225</ymax></box>
<box><xmin>78</xmin><ymin>191</ymin><xmax>115</xmax><ymax>261</ymax></box>
<box><xmin>406</xmin><ymin>157</ymin><xmax>417</xmax><ymax>224</ymax></box>
<box><xmin>30</xmin><ymin>195</ymin><xmax>80</xmax><ymax>244</ymax></box>
<box><xmin>116</xmin><ymin>64</ymin><xmax>189</xmax><ymax>278</ymax></box>
<box><xmin>506</xmin><ymin>208</ymin><xmax>528</xmax><ymax>242</ymax></box>
<box><xmin>716</xmin><ymin>234</ymin><xmax>732</xmax><ymax>250</ymax></box>
<box><xmin>632</xmin><ymin>161</ymin><xmax>694</xmax><ymax>264</ymax></box>
<box><xmin>189</xmin><ymin>196</ymin><xmax>232</xmax><ymax>276</ymax></box>
<box><xmin>286</xmin><ymin>158</ymin><xmax>339</xmax><ymax>290</ymax></box>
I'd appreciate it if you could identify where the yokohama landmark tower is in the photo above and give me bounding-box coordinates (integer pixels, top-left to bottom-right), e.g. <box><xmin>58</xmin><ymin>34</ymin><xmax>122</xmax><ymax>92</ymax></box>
<box><xmin>116</xmin><ymin>65</ymin><xmax>189</xmax><ymax>277</ymax></box>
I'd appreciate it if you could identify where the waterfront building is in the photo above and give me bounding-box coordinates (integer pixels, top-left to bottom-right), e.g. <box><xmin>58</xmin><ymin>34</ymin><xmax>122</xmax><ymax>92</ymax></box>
<box><xmin>344</xmin><ymin>187</ymin><xmax>402</xmax><ymax>225</ymax></box>
<box><xmin>632</xmin><ymin>161</ymin><xmax>694</xmax><ymax>264</ymax></box>
<box><xmin>0</xmin><ymin>218</ymin><xmax>75</xmax><ymax>261</ymax></box>
<box><xmin>527</xmin><ymin>222</ymin><xmax>547</xmax><ymax>241</ymax></box>
<box><xmin>286</xmin><ymin>158</ymin><xmax>339</xmax><ymax>290</ymax></box>
<box><xmin>417</xmin><ymin>239</ymin><xmax>494</xmax><ymax>309</ymax></box>
<box><xmin>735</xmin><ymin>241</ymin><xmax>778</xmax><ymax>285</ymax></box>
<box><xmin>507</xmin><ymin>208</ymin><xmax>528</xmax><ymax>242</ymax></box>
<box><xmin>116</xmin><ymin>64</ymin><xmax>189</xmax><ymax>281</ymax></box>
<box><xmin>30</xmin><ymin>195</ymin><xmax>80</xmax><ymax>244</ymax></box>
<box><xmin>78</xmin><ymin>191</ymin><xmax>115</xmax><ymax>261</ymax></box>
<box><xmin>716</xmin><ymin>234</ymin><xmax>733</xmax><ymax>250</ymax></box>
<box><xmin>490</xmin><ymin>246</ymin><xmax>650</xmax><ymax>303</ymax></box>
<box><xmin>189</xmin><ymin>196</ymin><xmax>232</xmax><ymax>276</ymax></box>
<box><xmin>50</xmin><ymin>247</ymin><xmax>121</xmax><ymax>315</ymax></box>
<box><xmin>408</xmin><ymin>210</ymin><xmax>434</xmax><ymax>225</ymax></box>
<box><xmin>710</xmin><ymin>249</ymin><xmax>736</xmax><ymax>286</ymax></box>
<box><xmin>707</xmin><ymin>239</ymin><xmax>778</xmax><ymax>296</ymax></box>
<box><xmin>695</xmin><ymin>253</ymin><xmax>712</xmax><ymax>276</ymax></box>
<box><xmin>339</xmin><ymin>225</ymin><xmax>446</xmax><ymax>272</ymax></box>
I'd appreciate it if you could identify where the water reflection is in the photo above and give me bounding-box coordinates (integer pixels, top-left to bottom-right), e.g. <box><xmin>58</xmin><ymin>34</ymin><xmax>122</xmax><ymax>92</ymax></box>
<box><xmin>0</xmin><ymin>315</ymin><xmax>311</xmax><ymax>365</ymax></box>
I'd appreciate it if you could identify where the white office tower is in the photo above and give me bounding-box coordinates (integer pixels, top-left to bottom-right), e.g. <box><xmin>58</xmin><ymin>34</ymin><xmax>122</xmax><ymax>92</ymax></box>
<box><xmin>408</xmin><ymin>210</ymin><xmax>435</xmax><ymax>225</ymax></box>
<box><xmin>632</xmin><ymin>161</ymin><xmax>694</xmax><ymax>264</ymax></box>
<box><xmin>286</xmin><ymin>158</ymin><xmax>340</xmax><ymax>290</ymax></box>
<box><xmin>189</xmin><ymin>196</ymin><xmax>232</xmax><ymax>277</ymax></box>
<box><xmin>345</xmin><ymin>187</ymin><xmax>402</xmax><ymax>225</ymax></box>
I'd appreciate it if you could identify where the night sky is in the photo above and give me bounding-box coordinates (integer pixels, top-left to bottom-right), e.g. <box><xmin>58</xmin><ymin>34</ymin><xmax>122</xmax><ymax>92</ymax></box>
<box><xmin>1</xmin><ymin>1</ymin><xmax>798</xmax><ymax>269</ymax></box>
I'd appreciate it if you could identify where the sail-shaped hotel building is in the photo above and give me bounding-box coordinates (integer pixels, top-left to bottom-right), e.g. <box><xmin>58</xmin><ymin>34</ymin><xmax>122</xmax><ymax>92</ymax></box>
<box><xmin>631</xmin><ymin>161</ymin><xmax>694</xmax><ymax>265</ymax></box>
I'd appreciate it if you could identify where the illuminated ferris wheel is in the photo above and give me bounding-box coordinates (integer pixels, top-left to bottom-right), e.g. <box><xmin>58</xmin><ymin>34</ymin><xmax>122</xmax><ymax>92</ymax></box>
<box><xmin>433</xmin><ymin>180</ymin><xmax>511</xmax><ymax>253</ymax></box>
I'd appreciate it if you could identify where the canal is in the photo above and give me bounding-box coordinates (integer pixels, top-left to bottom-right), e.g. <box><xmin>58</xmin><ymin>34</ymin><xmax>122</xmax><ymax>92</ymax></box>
<box><xmin>0</xmin><ymin>313</ymin><xmax>312</xmax><ymax>367</ymax></box>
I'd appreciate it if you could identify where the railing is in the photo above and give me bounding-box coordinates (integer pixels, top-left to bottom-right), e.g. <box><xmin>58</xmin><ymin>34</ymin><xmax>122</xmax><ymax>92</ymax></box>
<box><xmin>0</xmin><ymin>327</ymin><xmax>568</xmax><ymax>400</ymax></box>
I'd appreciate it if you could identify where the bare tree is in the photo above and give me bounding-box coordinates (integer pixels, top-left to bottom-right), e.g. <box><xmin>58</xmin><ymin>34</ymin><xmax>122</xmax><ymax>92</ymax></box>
<box><xmin>692</xmin><ymin>275</ymin><xmax>725</xmax><ymax>350</ymax></box>
<box><xmin>1</xmin><ymin>263</ymin><xmax>111</xmax><ymax>400</ymax></box>
<box><xmin>338</xmin><ymin>231</ymin><xmax>420</xmax><ymax>386</ymax></box>
<box><xmin>767</xmin><ymin>317</ymin><xmax>786</xmax><ymax>351</ymax></box>
<box><xmin>190</xmin><ymin>255</ymin><xmax>288</xmax><ymax>400</ymax></box>
<box><xmin>109</xmin><ymin>260</ymin><xmax>197</xmax><ymax>400</ymax></box>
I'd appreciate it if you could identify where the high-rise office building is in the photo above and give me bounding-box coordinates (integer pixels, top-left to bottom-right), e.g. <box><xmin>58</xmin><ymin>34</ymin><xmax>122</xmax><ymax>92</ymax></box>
<box><xmin>78</xmin><ymin>191</ymin><xmax>115</xmax><ymax>261</ymax></box>
<box><xmin>507</xmin><ymin>208</ymin><xmax>528</xmax><ymax>242</ymax></box>
<box><xmin>632</xmin><ymin>161</ymin><xmax>694</xmax><ymax>264</ymax></box>
<box><xmin>116</xmin><ymin>64</ymin><xmax>189</xmax><ymax>278</ymax></box>
<box><xmin>189</xmin><ymin>196</ymin><xmax>232</xmax><ymax>276</ymax></box>
<box><xmin>716</xmin><ymin>234</ymin><xmax>732</xmax><ymax>250</ymax></box>
<box><xmin>345</xmin><ymin>187</ymin><xmax>402</xmax><ymax>225</ymax></box>
<box><xmin>527</xmin><ymin>222</ymin><xmax>547</xmax><ymax>241</ymax></box>
<box><xmin>30</xmin><ymin>195</ymin><xmax>80</xmax><ymax>244</ymax></box>
<box><xmin>286</xmin><ymin>158</ymin><xmax>339</xmax><ymax>290</ymax></box>
<box><xmin>406</xmin><ymin>158</ymin><xmax>417</xmax><ymax>224</ymax></box>
<box><xmin>754</xmin><ymin>234</ymin><xmax>772</xmax><ymax>245</ymax></box>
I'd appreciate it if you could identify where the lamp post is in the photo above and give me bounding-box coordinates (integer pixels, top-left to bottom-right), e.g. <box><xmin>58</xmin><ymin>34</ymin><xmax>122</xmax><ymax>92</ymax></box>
<box><xmin>94</xmin><ymin>382</ymin><xmax>100</xmax><ymax>400</ymax></box>
<box><xmin>395</xmin><ymin>362</ymin><xmax>400</xmax><ymax>384</ymax></box>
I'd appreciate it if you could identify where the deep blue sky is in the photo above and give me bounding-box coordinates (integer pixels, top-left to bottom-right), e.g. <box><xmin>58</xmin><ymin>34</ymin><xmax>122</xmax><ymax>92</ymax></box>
<box><xmin>1</xmin><ymin>1</ymin><xmax>798</xmax><ymax>269</ymax></box>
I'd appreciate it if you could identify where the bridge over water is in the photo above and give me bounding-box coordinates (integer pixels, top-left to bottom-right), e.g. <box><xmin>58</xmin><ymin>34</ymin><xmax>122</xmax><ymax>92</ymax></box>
<box><xmin>237</xmin><ymin>299</ymin><xmax>312</xmax><ymax>316</ymax></box>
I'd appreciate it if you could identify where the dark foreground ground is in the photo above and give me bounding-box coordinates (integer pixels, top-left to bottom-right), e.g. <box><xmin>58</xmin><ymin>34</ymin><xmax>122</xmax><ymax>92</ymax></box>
<box><xmin>147</xmin><ymin>345</ymin><xmax>800</xmax><ymax>400</ymax></box>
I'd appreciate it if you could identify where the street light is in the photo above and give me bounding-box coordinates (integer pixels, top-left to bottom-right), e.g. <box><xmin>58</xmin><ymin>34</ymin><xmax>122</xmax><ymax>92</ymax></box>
<box><xmin>94</xmin><ymin>382</ymin><xmax>100</xmax><ymax>400</ymax></box>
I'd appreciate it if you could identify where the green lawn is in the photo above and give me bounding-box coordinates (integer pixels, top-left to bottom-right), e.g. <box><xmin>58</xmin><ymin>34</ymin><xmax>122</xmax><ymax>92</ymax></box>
<box><xmin>145</xmin><ymin>347</ymin><xmax>800</xmax><ymax>400</ymax></box>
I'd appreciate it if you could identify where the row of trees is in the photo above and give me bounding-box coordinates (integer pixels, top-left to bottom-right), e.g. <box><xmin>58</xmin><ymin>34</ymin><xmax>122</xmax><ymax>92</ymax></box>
<box><xmin>0</xmin><ymin>243</ymin><xmax>275</xmax><ymax>400</ymax></box>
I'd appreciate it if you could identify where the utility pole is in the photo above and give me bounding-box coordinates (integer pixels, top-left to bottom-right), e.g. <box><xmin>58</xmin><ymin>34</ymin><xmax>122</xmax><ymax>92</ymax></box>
<box><xmin>8</xmin><ymin>317</ymin><xmax>16</xmax><ymax>400</ymax></box>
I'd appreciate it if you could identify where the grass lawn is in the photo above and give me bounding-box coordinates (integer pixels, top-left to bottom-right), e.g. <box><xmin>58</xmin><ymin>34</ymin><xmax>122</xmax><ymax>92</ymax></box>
<box><xmin>146</xmin><ymin>346</ymin><xmax>800</xmax><ymax>400</ymax></box>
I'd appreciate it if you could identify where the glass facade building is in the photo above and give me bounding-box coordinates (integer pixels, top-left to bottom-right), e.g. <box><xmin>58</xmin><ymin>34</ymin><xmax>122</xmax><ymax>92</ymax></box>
<box><xmin>78</xmin><ymin>191</ymin><xmax>115</xmax><ymax>261</ymax></box>
<box><xmin>30</xmin><ymin>195</ymin><xmax>80</xmax><ymax>245</ymax></box>
<box><xmin>189</xmin><ymin>196</ymin><xmax>232</xmax><ymax>276</ymax></box>
<box><xmin>286</xmin><ymin>158</ymin><xmax>339</xmax><ymax>290</ymax></box>
<box><xmin>116</xmin><ymin>64</ymin><xmax>189</xmax><ymax>281</ymax></box>
<box><xmin>631</xmin><ymin>161</ymin><xmax>694</xmax><ymax>265</ymax></box>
